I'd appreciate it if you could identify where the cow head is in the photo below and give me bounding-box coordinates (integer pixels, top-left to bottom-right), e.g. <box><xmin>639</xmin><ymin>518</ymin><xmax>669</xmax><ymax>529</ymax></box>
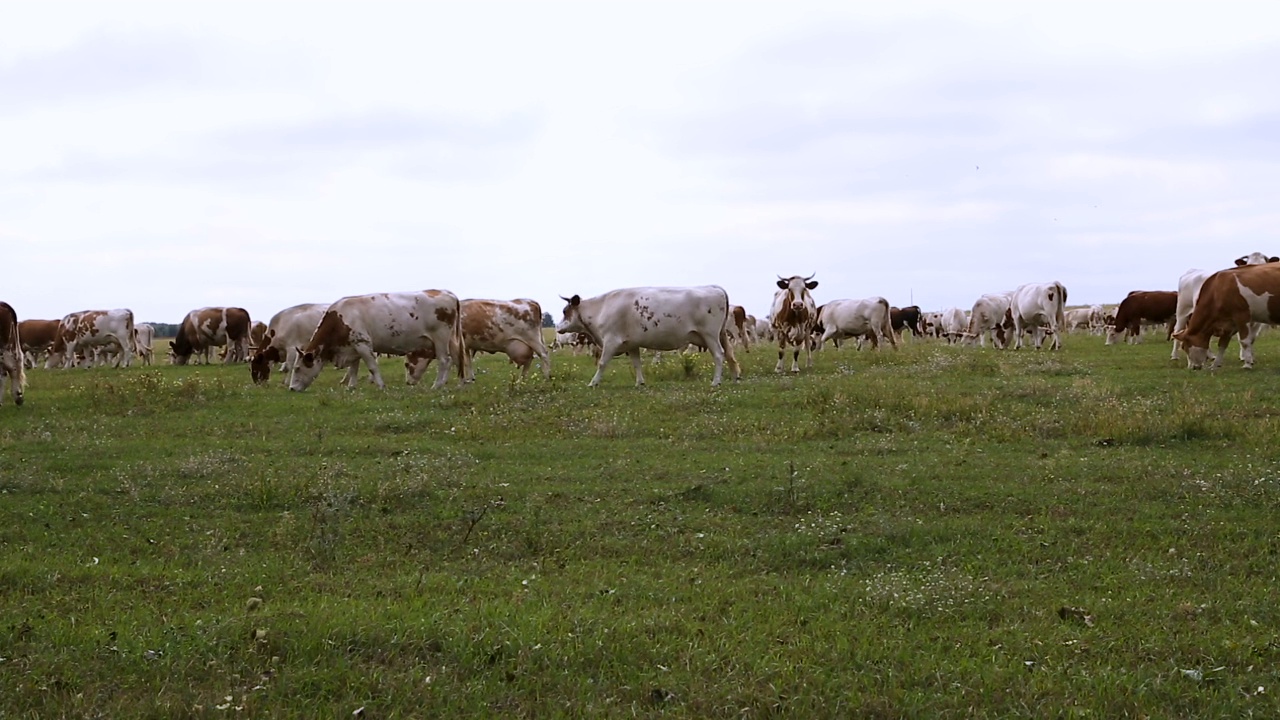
<box><xmin>556</xmin><ymin>295</ymin><xmax>586</xmax><ymax>335</ymax></box>
<box><xmin>1236</xmin><ymin>252</ymin><xmax>1280</xmax><ymax>266</ymax></box>
<box><xmin>249</xmin><ymin>347</ymin><xmax>282</xmax><ymax>384</ymax></box>
<box><xmin>404</xmin><ymin>347</ymin><xmax>437</xmax><ymax>386</ymax></box>
<box><xmin>776</xmin><ymin>275</ymin><xmax>818</xmax><ymax>314</ymax></box>
<box><xmin>288</xmin><ymin>348</ymin><xmax>324</xmax><ymax>391</ymax></box>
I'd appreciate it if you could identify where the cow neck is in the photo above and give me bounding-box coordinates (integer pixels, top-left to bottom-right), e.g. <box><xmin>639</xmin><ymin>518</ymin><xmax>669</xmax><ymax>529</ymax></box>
<box><xmin>573</xmin><ymin>310</ymin><xmax>603</xmax><ymax>348</ymax></box>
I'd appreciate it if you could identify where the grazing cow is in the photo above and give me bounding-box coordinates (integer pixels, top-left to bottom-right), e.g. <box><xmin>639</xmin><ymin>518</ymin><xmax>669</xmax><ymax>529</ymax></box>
<box><xmin>553</xmin><ymin>331</ymin><xmax>597</xmax><ymax>354</ymax></box>
<box><xmin>18</xmin><ymin>319</ymin><xmax>59</xmax><ymax>369</ymax></box>
<box><xmin>1008</xmin><ymin>282</ymin><xmax>1068</xmax><ymax>350</ymax></box>
<box><xmin>1088</xmin><ymin>304</ymin><xmax>1106</xmax><ymax>334</ymax></box>
<box><xmin>771</xmin><ymin>274</ymin><xmax>819</xmax><ymax>372</ymax></box>
<box><xmin>965</xmin><ymin>293</ymin><xmax>1013</xmax><ymax>348</ymax></box>
<box><xmin>815</xmin><ymin>297</ymin><xmax>896</xmax><ymax>350</ymax></box>
<box><xmin>249</xmin><ymin>321</ymin><xmax>268</xmax><ymax>352</ymax></box>
<box><xmin>170</xmin><ymin>307</ymin><xmax>252</xmax><ymax>365</ymax></box>
<box><xmin>290</xmin><ymin>290</ymin><xmax>468</xmax><ymax>391</ymax></box>
<box><xmin>940</xmin><ymin>307</ymin><xmax>967</xmax><ymax>343</ymax></box>
<box><xmin>250</xmin><ymin>303</ymin><xmax>328</xmax><ymax>384</ymax></box>
<box><xmin>405</xmin><ymin>298</ymin><xmax>551</xmax><ymax>385</ymax></box>
<box><xmin>1172</xmin><ymin>262</ymin><xmax>1280</xmax><ymax>370</ymax></box>
<box><xmin>134</xmin><ymin>323</ymin><xmax>155</xmax><ymax>365</ymax></box>
<box><xmin>1105</xmin><ymin>291</ymin><xmax>1176</xmax><ymax>345</ymax></box>
<box><xmin>889</xmin><ymin>305</ymin><xmax>925</xmax><ymax>339</ymax></box>
<box><xmin>1172</xmin><ymin>254</ymin><xmax>1276</xmax><ymax>362</ymax></box>
<box><xmin>46</xmin><ymin>309</ymin><xmax>136</xmax><ymax>368</ymax></box>
<box><xmin>0</xmin><ymin>302</ymin><xmax>26</xmax><ymax>406</ymax></box>
<box><xmin>556</xmin><ymin>285</ymin><xmax>739</xmax><ymax>387</ymax></box>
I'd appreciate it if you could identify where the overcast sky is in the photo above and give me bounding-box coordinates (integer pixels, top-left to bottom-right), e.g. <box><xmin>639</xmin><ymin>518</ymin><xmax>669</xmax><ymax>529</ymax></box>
<box><xmin>3</xmin><ymin>2</ymin><xmax>1279</xmax><ymax>324</ymax></box>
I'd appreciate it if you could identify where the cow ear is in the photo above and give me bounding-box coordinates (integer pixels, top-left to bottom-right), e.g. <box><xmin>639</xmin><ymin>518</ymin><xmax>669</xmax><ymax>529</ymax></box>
<box><xmin>1270</xmin><ymin>257</ymin><xmax>1279</xmax><ymax>263</ymax></box>
<box><xmin>776</xmin><ymin>279</ymin><xmax>788</xmax><ymax>289</ymax></box>
<box><xmin>1235</xmin><ymin>257</ymin><xmax>1247</xmax><ymax>266</ymax></box>
<box><xmin>570</xmin><ymin>295</ymin><xmax>581</xmax><ymax>306</ymax></box>
<box><xmin>805</xmin><ymin>280</ymin><xmax>819</xmax><ymax>290</ymax></box>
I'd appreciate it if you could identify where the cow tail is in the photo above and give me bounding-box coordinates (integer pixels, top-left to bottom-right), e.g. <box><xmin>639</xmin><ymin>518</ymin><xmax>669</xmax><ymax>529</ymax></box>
<box><xmin>880</xmin><ymin>299</ymin><xmax>897</xmax><ymax>349</ymax></box>
<box><xmin>453</xmin><ymin>299</ymin><xmax>470</xmax><ymax>382</ymax></box>
<box><xmin>720</xmin><ymin>295</ymin><xmax>741</xmax><ymax>380</ymax></box>
<box><xmin>1057</xmin><ymin>283</ymin><xmax>1068</xmax><ymax>328</ymax></box>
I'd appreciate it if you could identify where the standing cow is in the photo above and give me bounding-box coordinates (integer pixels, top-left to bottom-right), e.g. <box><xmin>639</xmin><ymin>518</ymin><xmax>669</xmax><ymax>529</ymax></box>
<box><xmin>1008</xmin><ymin>282</ymin><xmax>1068</xmax><ymax>350</ymax></box>
<box><xmin>405</xmin><ymin>298</ymin><xmax>551</xmax><ymax>385</ymax></box>
<box><xmin>965</xmin><ymin>293</ymin><xmax>1013</xmax><ymax>348</ymax></box>
<box><xmin>771</xmin><ymin>274</ymin><xmax>819</xmax><ymax>373</ymax></box>
<box><xmin>556</xmin><ymin>285</ymin><xmax>740</xmax><ymax>387</ymax></box>
<box><xmin>171</xmin><ymin>307</ymin><xmax>252</xmax><ymax>365</ymax></box>
<box><xmin>1105</xmin><ymin>291</ymin><xmax>1176</xmax><ymax>345</ymax></box>
<box><xmin>45</xmin><ymin>309</ymin><xmax>137</xmax><ymax>368</ymax></box>
<box><xmin>815</xmin><ymin>297</ymin><xmax>896</xmax><ymax>350</ymax></box>
<box><xmin>290</xmin><ymin>290</ymin><xmax>468</xmax><ymax>391</ymax></box>
<box><xmin>0</xmin><ymin>302</ymin><xmax>27</xmax><ymax>406</ymax></box>
<box><xmin>17</xmin><ymin>319</ymin><xmax>59</xmax><ymax>369</ymax></box>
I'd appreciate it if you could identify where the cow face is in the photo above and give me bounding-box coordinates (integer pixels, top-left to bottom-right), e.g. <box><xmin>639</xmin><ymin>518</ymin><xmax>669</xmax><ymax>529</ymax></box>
<box><xmin>1236</xmin><ymin>253</ymin><xmax>1280</xmax><ymax>266</ymax></box>
<box><xmin>556</xmin><ymin>295</ymin><xmax>585</xmax><ymax>335</ymax></box>
<box><xmin>403</xmin><ymin>347</ymin><xmax>437</xmax><ymax>386</ymax></box>
<box><xmin>288</xmin><ymin>349</ymin><xmax>325</xmax><ymax>391</ymax></box>
<box><xmin>776</xmin><ymin>276</ymin><xmax>818</xmax><ymax>315</ymax></box>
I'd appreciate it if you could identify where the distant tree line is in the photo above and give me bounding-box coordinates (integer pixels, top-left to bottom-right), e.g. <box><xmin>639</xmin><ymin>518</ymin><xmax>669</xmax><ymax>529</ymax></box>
<box><xmin>542</xmin><ymin>312</ymin><xmax>553</xmax><ymax>328</ymax></box>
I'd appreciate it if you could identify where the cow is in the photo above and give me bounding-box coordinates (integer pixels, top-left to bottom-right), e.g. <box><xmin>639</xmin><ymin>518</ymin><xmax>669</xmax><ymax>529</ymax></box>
<box><xmin>290</xmin><ymin>290</ymin><xmax>468</xmax><ymax>391</ymax></box>
<box><xmin>1172</xmin><ymin>254</ymin><xmax>1276</xmax><ymax>362</ymax></box>
<box><xmin>1172</xmin><ymin>262</ymin><xmax>1280</xmax><ymax>370</ymax></box>
<box><xmin>940</xmin><ymin>307</ymin><xmax>967</xmax><ymax>344</ymax></box>
<box><xmin>0</xmin><ymin>302</ymin><xmax>26</xmax><ymax>406</ymax></box>
<box><xmin>1007</xmin><ymin>282</ymin><xmax>1068</xmax><ymax>350</ymax></box>
<box><xmin>17</xmin><ymin>319</ymin><xmax>59</xmax><ymax>369</ymax></box>
<box><xmin>1088</xmin><ymin>304</ymin><xmax>1107</xmax><ymax>334</ymax></box>
<box><xmin>405</xmin><ymin>298</ymin><xmax>551</xmax><ymax>385</ymax></box>
<box><xmin>753</xmin><ymin>316</ymin><xmax>773</xmax><ymax>343</ymax></box>
<box><xmin>170</xmin><ymin>307</ymin><xmax>251</xmax><ymax>365</ymax></box>
<box><xmin>250</xmin><ymin>303</ymin><xmax>328</xmax><ymax>384</ymax></box>
<box><xmin>249</xmin><ymin>321</ymin><xmax>268</xmax><ymax>353</ymax></box>
<box><xmin>770</xmin><ymin>274</ymin><xmax>819</xmax><ymax>373</ymax></box>
<box><xmin>814</xmin><ymin>297</ymin><xmax>896</xmax><ymax>350</ymax></box>
<box><xmin>965</xmin><ymin>293</ymin><xmax>1013</xmax><ymax>348</ymax></box>
<box><xmin>1236</xmin><ymin>252</ymin><xmax>1279</xmax><ymax>267</ymax></box>
<box><xmin>1064</xmin><ymin>308</ymin><xmax>1092</xmax><ymax>333</ymax></box>
<box><xmin>723</xmin><ymin>305</ymin><xmax>753</xmax><ymax>352</ymax></box>
<box><xmin>556</xmin><ymin>285</ymin><xmax>739</xmax><ymax>387</ymax></box>
<box><xmin>1105</xmin><ymin>291</ymin><xmax>1176</xmax><ymax>345</ymax></box>
<box><xmin>889</xmin><ymin>305</ymin><xmax>925</xmax><ymax>339</ymax></box>
<box><xmin>134</xmin><ymin>323</ymin><xmax>155</xmax><ymax>365</ymax></box>
<box><xmin>45</xmin><ymin>309</ymin><xmax>136</xmax><ymax>368</ymax></box>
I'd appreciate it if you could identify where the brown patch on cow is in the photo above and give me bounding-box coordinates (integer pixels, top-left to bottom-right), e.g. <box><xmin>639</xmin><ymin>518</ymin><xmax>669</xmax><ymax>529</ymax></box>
<box><xmin>303</xmin><ymin>310</ymin><xmax>354</xmax><ymax>363</ymax></box>
<box><xmin>435</xmin><ymin>306</ymin><xmax>456</xmax><ymax>325</ymax></box>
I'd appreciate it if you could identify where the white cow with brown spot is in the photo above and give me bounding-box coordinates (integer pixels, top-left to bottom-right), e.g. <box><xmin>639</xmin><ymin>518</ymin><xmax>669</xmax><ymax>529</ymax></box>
<box><xmin>250</xmin><ymin>303</ymin><xmax>328</xmax><ymax>385</ymax></box>
<box><xmin>405</xmin><ymin>298</ymin><xmax>551</xmax><ymax>385</ymax></box>
<box><xmin>170</xmin><ymin>307</ymin><xmax>252</xmax><ymax>365</ymax></box>
<box><xmin>771</xmin><ymin>274</ymin><xmax>819</xmax><ymax>372</ymax></box>
<box><xmin>1008</xmin><ymin>281</ymin><xmax>1068</xmax><ymax>350</ymax></box>
<box><xmin>814</xmin><ymin>297</ymin><xmax>896</xmax><ymax>350</ymax></box>
<box><xmin>290</xmin><ymin>290</ymin><xmax>468</xmax><ymax>391</ymax></box>
<box><xmin>556</xmin><ymin>285</ymin><xmax>739</xmax><ymax>387</ymax></box>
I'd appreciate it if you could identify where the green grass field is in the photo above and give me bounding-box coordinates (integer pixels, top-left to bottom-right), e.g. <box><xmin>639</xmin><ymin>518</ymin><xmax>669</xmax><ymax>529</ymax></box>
<box><xmin>2</xmin><ymin>333</ymin><xmax>1279</xmax><ymax>717</ymax></box>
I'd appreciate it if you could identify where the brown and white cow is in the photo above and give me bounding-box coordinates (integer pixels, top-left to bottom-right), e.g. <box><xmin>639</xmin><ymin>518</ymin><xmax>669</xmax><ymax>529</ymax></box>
<box><xmin>1236</xmin><ymin>252</ymin><xmax>1280</xmax><ymax>267</ymax></box>
<box><xmin>1172</xmin><ymin>253</ymin><xmax>1277</xmax><ymax>361</ymax></box>
<box><xmin>250</xmin><ymin>303</ymin><xmax>328</xmax><ymax>385</ymax></box>
<box><xmin>1172</xmin><ymin>262</ymin><xmax>1280</xmax><ymax>370</ymax></box>
<box><xmin>249</xmin><ymin>321</ymin><xmax>268</xmax><ymax>353</ymax></box>
<box><xmin>290</xmin><ymin>290</ymin><xmax>468</xmax><ymax>391</ymax></box>
<box><xmin>0</xmin><ymin>302</ymin><xmax>27</xmax><ymax>406</ymax></box>
<box><xmin>556</xmin><ymin>285</ymin><xmax>739</xmax><ymax>387</ymax></box>
<box><xmin>724</xmin><ymin>305</ymin><xmax>753</xmax><ymax>352</ymax></box>
<box><xmin>889</xmin><ymin>305</ymin><xmax>925</xmax><ymax>339</ymax></box>
<box><xmin>45</xmin><ymin>309</ymin><xmax>136</xmax><ymax>368</ymax></box>
<box><xmin>17</xmin><ymin>319</ymin><xmax>59</xmax><ymax>369</ymax></box>
<box><xmin>405</xmin><ymin>298</ymin><xmax>551</xmax><ymax>385</ymax></box>
<box><xmin>1008</xmin><ymin>281</ymin><xmax>1068</xmax><ymax>350</ymax></box>
<box><xmin>170</xmin><ymin>307</ymin><xmax>251</xmax><ymax>365</ymax></box>
<box><xmin>771</xmin><ymin>274</ymin><xmax>819</xmax><ymax>372</ymax></box>
<box><xmin>1105</xmin><ymin>291</ymin><xmax>1176</xmax><ymax>345</ymax></box>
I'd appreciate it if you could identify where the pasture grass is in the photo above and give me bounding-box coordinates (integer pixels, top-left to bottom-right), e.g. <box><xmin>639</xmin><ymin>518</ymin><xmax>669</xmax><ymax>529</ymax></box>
<box><xmin>2</xmin><ymin>334</ymin><xmax>1280</xmax><ymax>717</ymax></box>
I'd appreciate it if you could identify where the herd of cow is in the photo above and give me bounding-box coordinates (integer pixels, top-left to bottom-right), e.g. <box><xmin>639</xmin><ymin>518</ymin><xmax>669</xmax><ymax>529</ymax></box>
<box><xmin>0</xmin><ymin>250</ymin><xmax>1278</xmax><ymax>406</ymax></box>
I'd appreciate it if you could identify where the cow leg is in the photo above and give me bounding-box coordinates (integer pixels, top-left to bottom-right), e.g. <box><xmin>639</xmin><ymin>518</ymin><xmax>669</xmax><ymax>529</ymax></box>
<box><xmin>775</xmin><ymin>342</ymin><xmax>785</xmax><ymax>373</ymax></box>
<box><xmin>1209</xmin><ymin>334</ymin><xmax>1231</xmax><ymax>370</ymax></box>
<box><xmin>791</xmin><ymin>348</ymin><xmax>801</xmax><ymax>373</ymax></box>
<box><xmin>628</xmin><ymin>349</ymin><xmax>645</xmax><ymax>386</ymax></box>
<box><xmin>1238</xmin><ymin>325</ymin><xmax>1256</xmax><ymax>369</ymax></box>
<box><xmin>588</xmin><ymin>342</ymin><xmax>618</xmax><ymax>387</ymax></box>
<box><xmin>352</xmin><ymin>347</ymin><xmax>386</xmax><ymax>389</ymax></box>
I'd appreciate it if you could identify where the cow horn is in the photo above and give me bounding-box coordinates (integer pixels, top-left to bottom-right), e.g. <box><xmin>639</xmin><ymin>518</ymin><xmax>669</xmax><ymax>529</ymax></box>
<box><xmin>804</xmin><ymin>273</ymin><xmax>816</xmax><ymax>281</ymax></box>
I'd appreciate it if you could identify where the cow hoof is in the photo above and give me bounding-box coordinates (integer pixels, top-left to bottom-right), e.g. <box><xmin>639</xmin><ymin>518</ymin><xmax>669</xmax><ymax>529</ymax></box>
<box><xmin>14</xmin><ymin>396</ymin><xmax>22</xmax><ymax>406</ymax></box>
